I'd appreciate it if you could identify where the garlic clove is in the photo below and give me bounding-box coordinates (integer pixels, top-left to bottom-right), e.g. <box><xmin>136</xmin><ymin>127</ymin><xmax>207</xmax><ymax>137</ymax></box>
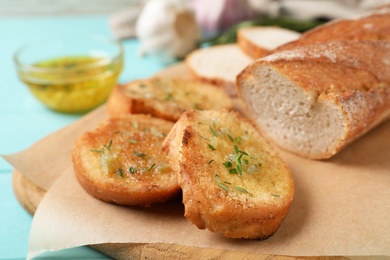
<box><xmin>136</xmin><ymin>0</ymin><xmax>201</xmax><ymax>59</ymax></box>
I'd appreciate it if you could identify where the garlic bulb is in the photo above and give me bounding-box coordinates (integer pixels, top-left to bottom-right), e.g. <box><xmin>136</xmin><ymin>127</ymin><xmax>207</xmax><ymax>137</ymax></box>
<box><xmin>190</xmin><ymin>0</ymin><xmax>260</xmax><ymax>37</ymax></box>
<box><xmin>136</xmin><ymin>0</ymin><xmax>201</xmax><ymax>60</ymax></box>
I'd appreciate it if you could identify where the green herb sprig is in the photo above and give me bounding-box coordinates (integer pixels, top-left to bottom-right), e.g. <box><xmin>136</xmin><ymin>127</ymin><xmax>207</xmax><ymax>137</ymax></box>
<box><xmin>91</xmin><ymin>139</ymin><xmax>113</xmax><ymax>153</ymax></box>
<box><xmin>116</xmin><ymin>168</ymin><xmax>124</xmax><ymax>178</ymax></box>
<box><xmin>214</xmin><ymin>174</ymin><xmax>252</xmax><ymax>195</ymax></box>
<box><xmin>133</xmin><ymin>151</ymin><xmax>148</xmax><ymax>158</ymax></box>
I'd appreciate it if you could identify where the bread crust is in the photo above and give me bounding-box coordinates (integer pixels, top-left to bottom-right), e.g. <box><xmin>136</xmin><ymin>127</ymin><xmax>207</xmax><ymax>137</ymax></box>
<box><xmin>107</xmin><ymin>78</ymin><xmax>233</xmax><ymax>121</ymax></box>
<box><xmin>72</xmin><ymin>114</ymin><xmax>180</xmax><ymax>206</ymax></box>
<box><xmin>237</xmin><ymin>26</ymin><xmax>300</xmax><ymax>59</ymax></box>
<box><xmin>274</xmin><ymin>13</ymin><xmax>390</xmax><ymax>53</ymax></box>
<box><xmin>162</xmin><ymin>110</ymin><xmax>294</xmax><ymax>239</ymax></box>
<box><xmin>237</xmin><ymin>29</ymin><xmax>270</xmax><ymax>59</ymax></box>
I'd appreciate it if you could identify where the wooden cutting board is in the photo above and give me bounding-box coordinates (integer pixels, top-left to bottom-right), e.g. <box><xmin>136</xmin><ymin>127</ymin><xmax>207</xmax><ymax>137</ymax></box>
<box><xmin>12</xmin><ymin>170</ymin><xmax>352</xmax><ymax>260</ymax></box>
<box><xmin>10</xmin><ymin>63</ymin><xmax>362</xmax><ymax>260</ymax></box>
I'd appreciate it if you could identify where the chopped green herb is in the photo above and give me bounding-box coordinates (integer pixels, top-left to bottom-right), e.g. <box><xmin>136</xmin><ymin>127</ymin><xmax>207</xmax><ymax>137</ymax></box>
<box><xmin>216</xmin><ymin>182</ymin><xmax>229</xmax><ymax>192</ymax></box>
<box><xmin>90</xmin><ymin>139</ymin><xmax>113</xmax><ymax>153</ymax></box>
<box><xmin>133</xmin><ymin>151</ymin><xmax>147</xmax><ymax>158</ymax></box>
<box><xmin>128</xmin><ymin>166</ymin><xmax>136</xmax><ymax>174</ymax></box>
<box><xmin>229</xmin><ymin>168</ymin><xmax>238</xmax><ymax>174</ymax></box>
<box><xmin>208</xmin><ymin>160</ymin><xmax>215</xmax><ymax>165</ymax></box>
<box><xmin>232</xmin><ymin>186</ymin><xmax>252</xmax><ymax>195</ymax></box>
<box><xmin>223</xmin><ymin>161</ymin><xmax>233</xmax><ymax>168</ymax></box>
<box><xmin>224</xmin><ymin>181</ymin><xmax>231</xmax><ymax>185</ymax></box>
<box><xmin>208</xmin><ymin>144</ymin><xmax>216</xmax><ymax>150</ymax></box>
<box><xmin>148</xmin><ymin>164</ymin><xmax>156</xmax><ymax>172</ymax></box>
<box><xmin>116</xmin><ymin>168</ymin><xmax>124</xmax><ymax>178</ymax></box>
<box><xmin>235</xmin><ymin>136</ymin><xmax>241</xmax><ymax>144</ymax></box>
<box><xmin>234</xmin><ymin>144</ymin><xmax>239</xmax><ymax>154</ymax></box>
<box><xmin>106</xmin><ymin>140</ymin><xmax>113</xmax><ymax>150</ymax></box>
<box><xmin>236</xmin><ymin>163</ymin><xmax>243</xmax><ymax>175</ymax></box>
<box><xmin>209</xmin><ymin>126</ymin><xmax>218</xmax><ymax>137</ymax></box>
<box><xmin>227</xmin><ymin>134</ymin><xmax>234</xmax><ymax>142</ymax></box>
<box><xmin>271</xmin><ymin>193</ymin><xmax>280</xmax><ymax>197</ymax></box>
<box><xmin>193</xmin><ymin>103</ymin><xmax>202</xmax><ymax>110</ymax></box>
<box><xmin>139</xmin><ymin>83</ymin><xmax>147</xmax><ymax>88</ymax></box>
<box><xmin>128</xmin><ymin>139</ymin><xmax>138</xmax><ymax>144</ymax></box>
<box><xmin>165</xmin><ymin>93</ymin><xmax>173</xmax><ymax>101</ymax></box>
<box><xmin>234</xmin><ymin>145</ymin><xmax>248</xmax><ymax>156</ymax></box>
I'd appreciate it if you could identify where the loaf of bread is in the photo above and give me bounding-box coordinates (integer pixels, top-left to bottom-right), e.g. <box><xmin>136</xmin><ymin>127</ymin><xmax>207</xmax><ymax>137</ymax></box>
<box><xmin>72</xmin><ymin>114</ymin><xmax>180</xmax><ymax>206</ymax></box>
<box><xmin>237</xmin><ymin>26</ymin><xmax>300</xmax><ymax>59</ymax></box>
<box><xmin>107</xmin><ymin>77</ymin><xmax>233</xmax><ymax>121</ymax></box>
<box><xmin>236</xmin><ymin>40</ymin><xmax>390</xmax><ymax>159</ymax></box>
<box><xmin>162</xmin><ymin>109</ymin><xmax>294</xmax><ymax>239</ymax></box>
<box><xmin>185</xmin><ymin>44</ymin><xmax>253</xmax><ymax>96</ymax></box>
<box><xmin>274</xmin><ymin>11</ymin><xmax>390</xmax><ymax>52</ymax></box>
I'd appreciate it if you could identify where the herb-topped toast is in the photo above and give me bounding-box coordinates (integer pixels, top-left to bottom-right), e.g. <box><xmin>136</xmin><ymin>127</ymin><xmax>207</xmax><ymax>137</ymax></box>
<box><xmin>162</xmin><ymin>110</ymin><xmax>294</xmax><ymax>239</ymax></box>
<box><xmin>107</xmin><ymin>77</ymin><xmax>233</xmax><ymax>122</ymax></box>
<box><xmin>72</xmin><ymin>114</ymin><xmax>179</xmax><ymax>207</ymax></box>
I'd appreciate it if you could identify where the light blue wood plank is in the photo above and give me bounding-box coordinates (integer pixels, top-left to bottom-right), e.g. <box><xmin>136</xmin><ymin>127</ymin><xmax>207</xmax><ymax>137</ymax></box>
<box><xmin>0</xmin><ymin>15</ymin><xmax>169</xmax><ymax>259</ymax></box>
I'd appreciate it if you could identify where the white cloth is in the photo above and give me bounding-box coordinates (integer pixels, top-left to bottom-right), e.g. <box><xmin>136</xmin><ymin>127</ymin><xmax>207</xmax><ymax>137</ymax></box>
<box><xmin>109</xmin><ymin>0</ymin><xmax>389</xmax><ymax>39</ymax></box>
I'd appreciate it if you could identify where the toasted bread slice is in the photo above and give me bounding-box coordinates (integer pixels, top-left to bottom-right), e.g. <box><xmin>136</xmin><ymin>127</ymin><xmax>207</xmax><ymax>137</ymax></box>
<box><xmin>72</xmin><ymin>114</ymin><xmax>179</xmax><ymax>207</ymax></box>
<box><xmin>237</xmin><ymin>26</ymin><xmax>300</xmax><ymax>59</ymax></box>
<box><xmin>107</xmin><ymin>77</ymin><xmax>233</xmax><ymax>121</ymax></box>
<box><xmin>162</xmin><ymin>110</ymin><xmax>294</xmax><ymax>239</ymax></box>
<box><xmin>185</xmin><ymin>44</ymin><xmax>253</xmax><ymax>96</ymax></box>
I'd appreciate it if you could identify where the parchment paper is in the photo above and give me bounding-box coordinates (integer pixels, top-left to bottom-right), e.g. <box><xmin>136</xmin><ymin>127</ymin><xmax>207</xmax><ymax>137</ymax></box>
<box><xmin>3</xmin><ymin>64</ymin><xmax>390</xmax><ymax>258</ymax></box>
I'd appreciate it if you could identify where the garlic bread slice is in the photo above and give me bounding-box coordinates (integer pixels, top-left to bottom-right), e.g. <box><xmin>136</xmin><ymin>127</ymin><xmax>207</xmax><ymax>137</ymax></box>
<box><xmin>107</xmin><ymin>77</ymin><xmax>233</xmax><ymax>121</ymax></box>
<box><xmin>72</xmin><ymin>114</ymin><xmax>179</xmax><ymax>207</ymax></box>
<box><xmin>163</xmin><ymin>110</ymin><xmax>294</xmax><ymax>239</ymax></box>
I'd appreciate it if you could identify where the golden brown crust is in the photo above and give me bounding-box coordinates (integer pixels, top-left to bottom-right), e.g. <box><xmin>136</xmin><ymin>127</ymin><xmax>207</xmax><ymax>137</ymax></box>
<box><xmin>72</xmin><ymin>114</ymin><xmax>180</xmax><ymax>207</ymax></box>
<box><xmin>163</xmin><ymin>110</ymin><xmax>294</xmax><ymax>239</ymax></box>
<box><xmin>107</xmin><ymin>78</ymin><xmax>233</xmax><ymax>121</ymax></box>
<box><xmin>274</xmin><ymin>13</ymin><xmax>390</xmax><ymax>53</ymax></box>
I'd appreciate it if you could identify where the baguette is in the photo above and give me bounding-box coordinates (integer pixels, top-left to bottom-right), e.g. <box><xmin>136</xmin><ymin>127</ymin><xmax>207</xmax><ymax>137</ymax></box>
<box><xmin>107</xmin><ymin>77</ymin><xmax>233</xmax><ymax>121</ymax></box>
<box><xmin>274</xmin><ymin>12</ymin><xmax>390</xmax><ymax>52</ymax></box>
<box><xmin>236</xmin><ymin>40</ymin><xmax>390</xmax><ymax>159</ymax></box>
<box><xmin>237</xmin><ymin>26</ymin><xmax>300</xmax><ymax>59</ymax></box>
<box><xmin>185</xmin><ymin>44</ymin><xmax>253</xmax><ymax>96</ymax></box>
<box><xmin>72</xmin><ymin>114</ymin><xmax>179</xmax><ymax>206</ymax></box>
<box><xmin>162</xmin><ymin>110</ymin><xmax>294</xmax><ymax>239</ymax></box>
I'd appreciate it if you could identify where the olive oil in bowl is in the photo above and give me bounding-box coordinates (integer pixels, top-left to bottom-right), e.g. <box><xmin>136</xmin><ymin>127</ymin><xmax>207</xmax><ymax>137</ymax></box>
<box><xmin>14</xmin><ymin>37</ymin><xmax>123</xmax><ymax>113</ymax></box>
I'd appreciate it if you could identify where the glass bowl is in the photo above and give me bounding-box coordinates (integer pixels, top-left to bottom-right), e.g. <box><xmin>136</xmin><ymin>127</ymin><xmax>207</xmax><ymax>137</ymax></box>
<box><xmin>14</xmin><ymin>36</ymin><xmax>124</xmax><ymax>113</ymax></box>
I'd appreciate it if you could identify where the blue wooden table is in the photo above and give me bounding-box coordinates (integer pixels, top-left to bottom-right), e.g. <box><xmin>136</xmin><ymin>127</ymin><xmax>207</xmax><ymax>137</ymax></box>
<box><xmin>0</xmin><ymin>15</ymin><xmax>169</xmax><ymax>259</ymax></box>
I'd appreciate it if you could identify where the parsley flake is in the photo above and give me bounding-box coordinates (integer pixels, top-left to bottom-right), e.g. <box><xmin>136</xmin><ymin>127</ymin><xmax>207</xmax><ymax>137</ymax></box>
<box><xmin>208</xmin><ymin>144</ymin><xmax>216</xmax><ymax>150</ymax></box>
